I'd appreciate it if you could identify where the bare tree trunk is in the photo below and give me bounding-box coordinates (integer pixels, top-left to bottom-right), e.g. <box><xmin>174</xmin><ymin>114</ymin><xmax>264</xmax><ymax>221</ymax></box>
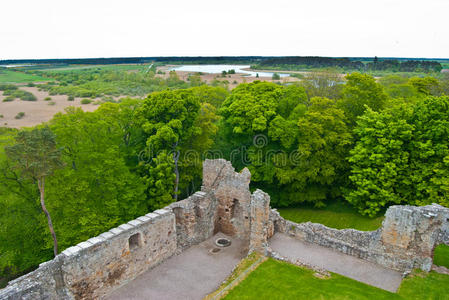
<box><xmin>173</xmin><ymin>143</ymin><xmax>180</xmax><ymax>201</ymax></box>
<box><xmin>38</xmin><ymin>177</ymin><xmax>58</xmax><ymax>256</ymax></box>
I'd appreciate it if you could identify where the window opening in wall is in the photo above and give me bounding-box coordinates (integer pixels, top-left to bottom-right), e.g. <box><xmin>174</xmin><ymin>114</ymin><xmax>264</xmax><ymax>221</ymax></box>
<box><xmin>128</xmin><ymin>233</ymin><xmax>141</xmax><ymax>250</ymax></box>
<box><xmin>231</xmin><ymin>198</ymin><xmax>240</xmax><ymax>219</ymax></box>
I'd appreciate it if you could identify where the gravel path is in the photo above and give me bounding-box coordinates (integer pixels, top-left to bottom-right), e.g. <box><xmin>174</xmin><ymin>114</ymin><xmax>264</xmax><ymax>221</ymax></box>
<box><xmin>269</xmin><ymin>233</ymin><xmax>403</xmax><ymax>292</ymax></box>
<box><xmin>104</xmin><ymin>233</ymin><xmax>246</xmax><ymax>300</ymax></box>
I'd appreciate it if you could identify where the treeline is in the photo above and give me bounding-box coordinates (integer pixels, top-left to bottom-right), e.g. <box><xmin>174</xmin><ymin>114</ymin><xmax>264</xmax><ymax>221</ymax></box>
<box><xmin>253</xmin><ymin>56</ymin><xmax>443</xmax><ymax>73</ymax></box>
<box><xmin>256</xmin><ymin>57</ymin><xmax>364</xmax><ymax>70</ymax></box>
<box><xmin>0</xmin><ymin>56</ymin><xmax>265</xmax><ymax>66</ymax></box>
<box><xmin>366</xmin><ymin>59</ymin><xmax>442</xmax><ymax>72</ymax></box>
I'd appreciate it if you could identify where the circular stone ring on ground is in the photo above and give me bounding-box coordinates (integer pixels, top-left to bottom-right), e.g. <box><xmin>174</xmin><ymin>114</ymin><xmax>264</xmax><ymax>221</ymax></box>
<box><xmin>215</xmin><ymin>238</ymin><xmax>231</xmax><ymax>247</ymax></box>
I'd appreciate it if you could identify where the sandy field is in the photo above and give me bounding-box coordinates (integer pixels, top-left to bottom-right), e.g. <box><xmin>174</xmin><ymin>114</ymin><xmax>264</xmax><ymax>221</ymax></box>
<box><xmin>0</xmin><ymin>86</ymin><xmax>98</xmax><ymax>128</ymax></box>
<box><xmin>157</xmin><ymin>65</ymin><xmax>301</xmax><ymax>89</ymax></box>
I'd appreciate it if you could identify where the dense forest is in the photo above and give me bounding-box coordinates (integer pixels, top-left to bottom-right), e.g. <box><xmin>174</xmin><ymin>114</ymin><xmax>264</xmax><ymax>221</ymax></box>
<box><xmin>1</xmin><ymin>68</ymin><xmax>449</xmax><ymax>284</ymax></box>
<box><xmin>253</xmin><ymin>57</ymin><xmax>443</xmax><ymax>73</ymax></box>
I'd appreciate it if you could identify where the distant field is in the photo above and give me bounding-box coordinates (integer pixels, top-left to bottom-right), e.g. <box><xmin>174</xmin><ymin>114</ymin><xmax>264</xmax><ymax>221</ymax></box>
<box><xmin>224</xmin><ymin>258</ymin><xmax>449</xmax><ymax>300</ymax></box>
<box><xmin>28</xmin><ymin>64</ymin><xmax>149</xmax><ymax>73</ymax></box>
<box><xmin>277</xmin><ymin>201</ymin><xmax>384</xmax><ymax>231</ymax></box>
<box><xmin>0</xmin><ymin>69</ymin><xmax>51</xmax><ymax>83</ymax></box>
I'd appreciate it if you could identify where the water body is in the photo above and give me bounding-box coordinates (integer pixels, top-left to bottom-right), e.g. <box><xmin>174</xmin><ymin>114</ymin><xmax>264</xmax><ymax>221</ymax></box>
<box><xmin>170</xmin><ymin>65</ymin><xmax>290</xmax><ymax>78</ymax></box>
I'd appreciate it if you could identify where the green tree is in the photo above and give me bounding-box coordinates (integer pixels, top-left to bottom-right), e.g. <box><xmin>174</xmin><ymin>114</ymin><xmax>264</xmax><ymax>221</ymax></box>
<box><xmin>346</xmin><ymin>96</ymin><xmax>449</xmax><ymax>216</ymax></box>
<box><xmin>138</xmin><ymin>89</ymin><xmax>201</xmax><ymax>202</ymax></box>
<box><xmin>48</xmin><ymin>107</ymin><xmax>147</xmax><ymax>247</ymax></box>
<box><xmin>300</xmin><ymin>70</ymin><xmax>343</xmax><ymax>100</ymax></box>
<box><xmin>5</xmin><ymin>127</ymin><xmax>64</xmax><ymax>256</ymax></box>
<box><xmin>409</xmin><ymin>76</ymin><xmax>441</xmax><ymax>96</ymax></box>
<box><xmin>272</xmin><ymin>97</ymin><xmax>352</xmax><ymax>207</ymax></box>
<box><xmin>338</xmin><ymin>73</ymin><xmax>387</xmax><ymax>126</ymax></box>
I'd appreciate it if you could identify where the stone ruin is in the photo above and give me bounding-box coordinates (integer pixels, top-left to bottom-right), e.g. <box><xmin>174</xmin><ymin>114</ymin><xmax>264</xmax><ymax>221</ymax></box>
<box><xmin>1</xmin><ymin>159</ymin><xmax>448</xmax><ymax>299</ymax></box>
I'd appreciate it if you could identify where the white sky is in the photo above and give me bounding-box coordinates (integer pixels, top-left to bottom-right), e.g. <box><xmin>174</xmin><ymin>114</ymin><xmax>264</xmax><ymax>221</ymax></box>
<box><xmin>1</xmin><ymin>0</ymin><xmax>448</xmax><ymax>60</ymax></box>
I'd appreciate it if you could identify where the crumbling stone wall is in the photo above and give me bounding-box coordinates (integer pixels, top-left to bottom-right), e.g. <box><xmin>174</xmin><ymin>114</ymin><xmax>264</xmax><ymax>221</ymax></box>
<box><xmin>1</xmin><ymin>210</ymin><xmax>177</xmax><ymax>300</ymax></box>
<box><xmin>271</xmin><ymin>204</ymin><xmax>449</xmax><ymax>272</ymax></box>
<box><xmin>248</xmin><ymin>189</ymin><xmax>272</xmax><ymax>254</ymax></box>
<box><xmin>202</xmin><ymin>159</ymin><xmax>252</xmax><ymax>240</ymax></box>
<box><xmin>169</xmin><ymin>191</ymin><xmax>217</xmax><ymax>250</ymax></box>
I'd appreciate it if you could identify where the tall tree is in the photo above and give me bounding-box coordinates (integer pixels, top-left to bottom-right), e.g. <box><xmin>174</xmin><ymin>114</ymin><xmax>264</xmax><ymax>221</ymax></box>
<box><xmin>345</xmin><ymin>96</ymin><xmax>449</xmax><ymax>216</ymax></box>
<box><xmin>138</xmin><ymin>89</ymin><xmax>201</xmax><ymax>202</ymax></box>
<box><xmin>5</xmin><ymin>127</ymin><xmax>64</xmax><ymax>256</ymax></box>
<box><xmin>338</xmin><ymin>73</ymin><xmax>387</xmax><ymax>126</ymax></box>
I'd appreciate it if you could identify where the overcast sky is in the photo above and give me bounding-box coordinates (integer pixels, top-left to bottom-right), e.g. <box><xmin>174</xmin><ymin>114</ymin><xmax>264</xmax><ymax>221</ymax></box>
<box><xmin>1</xmin><ymin>0</ymin><xmax>448</xmax><ymax>60</ymax></box>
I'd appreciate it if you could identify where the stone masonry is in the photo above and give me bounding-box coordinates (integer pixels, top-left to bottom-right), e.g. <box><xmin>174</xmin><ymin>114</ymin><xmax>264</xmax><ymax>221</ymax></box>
<box><xmin>1</xmin><ymin>159</ymin><xmax>448</xmax><ymax>299</ymax></box>
<box><xmin>270</xmin><ymin>203</ymin><xmax>449</xmax><ymax>272</ymax></box>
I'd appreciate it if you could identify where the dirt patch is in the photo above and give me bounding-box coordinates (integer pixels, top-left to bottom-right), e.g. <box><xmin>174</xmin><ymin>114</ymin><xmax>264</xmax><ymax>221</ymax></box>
<box><xmin>0</xmin><ymin>86</ymin><xmax>98</xmax><ymax>128</ymax></box>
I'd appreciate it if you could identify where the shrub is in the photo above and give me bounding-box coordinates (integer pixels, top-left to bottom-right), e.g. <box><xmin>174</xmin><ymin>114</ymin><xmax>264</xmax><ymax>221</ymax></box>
<box><xmin>0</xmin><ymin>84</ymin><xmax>17</xmax><ymax>91</ymax></box>
<box><xmin>81</xmin><ymin>99</ymin><xmax>92</xmax><ymax>104</ymax></box>
<box><xmin>272</xmin><ymin>73</ymin><xmax>281</xmax><ymax>80</ymax></box>
<box><xmin>44</xmin><ymin>97</ymin><xmax>52</xmax><ymax>101</ymax></box>
<box><xmin>3</xmin><ymin>95</ymin><xmax>15</xmax><ymax>102</ymax></box>
<box><xmin>15</xmin><ymin>112</ymin><xmax>25</xmax><ymax>119</ymax></box>
<box><xmin>68</xmin><ymin>95</ymin><xmax>75</xmax><ymax>101</ymax></box>
<box><xmin>18</xmin><ymin>91</ymin><xmax>37</xmax><ymax>101</ymax></box>
<box><xmin>26</xmin><ymin>82</ymin><xmax>35</xmax><ymax>87</ymax></box>
<box><xmin>0</xmin><ymin>114</ymin><xmax>3</xmax><ymax>118</ymax></box>
<box><xmin>48</xmin><ymin>101</ymin><xmax>56</xmax><ymax>106</ymax></box>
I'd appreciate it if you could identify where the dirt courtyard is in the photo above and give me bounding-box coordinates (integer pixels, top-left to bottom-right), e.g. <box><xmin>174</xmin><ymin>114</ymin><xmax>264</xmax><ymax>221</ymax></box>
<box><xmin>105</xmin><ymin>232</ymin><xmax>247</xmax><ymax>300</ymax></box>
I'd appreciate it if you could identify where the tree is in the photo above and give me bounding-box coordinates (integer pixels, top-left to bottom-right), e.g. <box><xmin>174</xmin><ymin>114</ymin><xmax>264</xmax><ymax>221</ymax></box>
<box><xmin>272</xmin><ymin>73</ymin><xmax>281</xmax><ymax>80</ymax></box>
<box><xmin>48</xmin><ymin>107</ymin><xmax>147</xmax><ymax>247</ymax></box>
<box><xmin>338</xmin><ymin>73</ymin><xmax>387</xmax><ymax>126</ymax></box>
<box><xmin>5</xmin><ymin>127</ymin><xmax>64</xmax><ymax>256</ymax></box>
<box><xmin>218</xmin><ymin>82</ymin><xmax>351</xmax><ymax>207</ymax></box>
<box><xmin>138</xmin><ymin>89</ymin><xmax>201</xmax><ymax>201</ymax></box>
<box><xmin>345</xmin><ymin>96</ymin><xmax>449</xmax><ymax>216</ymax></box>
<box><xmin>272</xmin><ymin>97</ymin><xmax>352</xmax><ymax>207</ymax></box>
<box><xmin>409</xmin><ymin>76</ymin><xmax>441</xmax><ymax>96</ymax></box>
<box><xmin>299</xmin><ymin>70</ymin><xmax>343</xmax><ymax>100</ymax></box>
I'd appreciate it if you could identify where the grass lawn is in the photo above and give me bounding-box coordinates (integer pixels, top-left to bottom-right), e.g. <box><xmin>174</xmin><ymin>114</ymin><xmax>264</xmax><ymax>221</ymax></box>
<box><xmin>224</xmin><ymin>258</ymin><xmax>449</xmax><ymax>300</ymax></box>
<box><xmin>434</xmin><ymin>244</ymin><xmax>449</xmax><ymax>269</ymax></box>
<box><xmin>0</xmin><ymin>69</ymin><xmax>51</xmax><ymax>83</ymax></box>
<box><xmin>277</xmin><ymin>201</ymin><xmax>384</xmax><ymax>231</ymax></box>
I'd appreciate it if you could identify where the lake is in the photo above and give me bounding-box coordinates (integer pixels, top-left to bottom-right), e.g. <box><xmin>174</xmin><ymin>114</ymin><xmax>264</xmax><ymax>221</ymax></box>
<box><xmin>169</xmin><ymin>65</ymin><xmax>290</xmax><ymax>78</ymax></box>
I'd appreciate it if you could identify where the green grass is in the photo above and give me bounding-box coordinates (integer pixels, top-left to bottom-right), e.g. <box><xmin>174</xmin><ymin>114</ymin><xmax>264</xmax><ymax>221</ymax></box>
<box><xmin>225</xmin><ymin>259</ymin><xmax>397</xmax><ymax>299</ymax></box>
<box><xmin>0</xmin><ymin>69</ymin><xmax>51</xmax><ymax>83</ymax></box>
<box><xmin>224</xmin><ymin>258</ymin><xmax>449</xmax><ymax>300</ymax></box>
<box><xmin>277</xmin><ymin>201</ymin><xmax>384</xmax><ymax>231</ymax></box>
<box><xmin>398</xmin><ymin>269</ymin><xmax>449</xmax><ymax>299</ymax></box>
<box><xmin>434</xmin><ymin>244</ymin><xmax>449</xmax><ymax>268</ymax></box>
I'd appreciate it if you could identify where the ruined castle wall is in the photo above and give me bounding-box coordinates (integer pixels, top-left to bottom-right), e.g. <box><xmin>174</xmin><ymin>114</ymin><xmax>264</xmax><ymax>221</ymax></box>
<box><xmin>202</xmin><ymin>159</ymin><xmax>252</xmax><ymax>240</ymax></box>
<box><xmin>270</xmin><ymin>204</ymin><xmax>449</xmax><ymax>272</ymax></box>
<box><xmin>0</xmin><ymin>210</ymin><xmax>177</xmax><ymax>300</ymax></box>
<box><xmin>168</xmin><ymin>191</ymin><xmax>217</xmax><ymax>250</ymax></box>
<box><xmin>249</xmin><ymin>189</ymin><xmax>272</xmax><ymax>254</ymax></box>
